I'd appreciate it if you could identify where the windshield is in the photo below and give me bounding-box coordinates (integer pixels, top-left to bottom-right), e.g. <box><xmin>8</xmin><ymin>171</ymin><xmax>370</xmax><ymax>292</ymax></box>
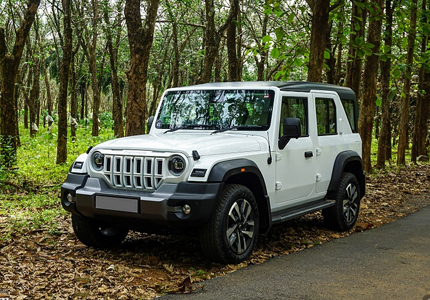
<box><xmin>155</xmin><ymin>89</ymin><xmax>275</xmax><ymax>131</ymax></box>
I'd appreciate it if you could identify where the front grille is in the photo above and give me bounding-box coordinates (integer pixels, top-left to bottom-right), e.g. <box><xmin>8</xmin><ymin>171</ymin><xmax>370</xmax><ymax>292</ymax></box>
<box><xmin>103</xmin><ymin>155</ymin><xmax>165</xmax><ymax>191</ymax></box>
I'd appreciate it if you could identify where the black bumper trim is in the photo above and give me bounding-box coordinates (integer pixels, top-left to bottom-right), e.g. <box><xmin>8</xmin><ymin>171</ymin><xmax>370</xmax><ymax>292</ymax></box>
<box><xmin>61</xmin><ymin>174</ymin><xmax>221</xmax><ymax>226</ymax></box>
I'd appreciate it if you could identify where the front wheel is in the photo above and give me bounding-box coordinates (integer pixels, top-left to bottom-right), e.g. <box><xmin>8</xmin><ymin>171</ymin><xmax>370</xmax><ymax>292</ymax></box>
<box><xmin>323</xmin><ymin>172</ymin><xmax>361</xmax><ymax>231</ymax></box>
<box><xmin>200</xmin><ymin>184</ymin><xmax>260</xmax><ymax>264</ymax></box>
<box><xmin>72</xmin><ymin>214</ymin><xmax>129</xmax><ymax>248</ymax></box>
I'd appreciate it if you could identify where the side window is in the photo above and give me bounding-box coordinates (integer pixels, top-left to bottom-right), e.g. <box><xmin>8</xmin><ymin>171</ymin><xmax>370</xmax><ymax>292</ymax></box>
<box><xmin>316</xmin><ymin>98</ymin><xmax>337</xmax><ymax>135</ymax></box>
<box><xmin>280</xmin><ymin>97</ymin><xmax>308</xmax><ymax>137</ymax></box>
<box><xmin>341</xmin><ymin>99</ymin><xmax>357</xmax><ymax>133</ymax></box>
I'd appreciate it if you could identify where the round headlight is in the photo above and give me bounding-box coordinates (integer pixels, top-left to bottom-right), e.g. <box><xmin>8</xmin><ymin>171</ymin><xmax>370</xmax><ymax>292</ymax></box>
<box><xmin>169</xmin><ymin>155</ymin><xmax>186</xmax><ymax>176</ymax></box>
<box><xmin>93</xmin><ymin>151</ymin><xmax>104</xmax><ymax>170</ymax></box>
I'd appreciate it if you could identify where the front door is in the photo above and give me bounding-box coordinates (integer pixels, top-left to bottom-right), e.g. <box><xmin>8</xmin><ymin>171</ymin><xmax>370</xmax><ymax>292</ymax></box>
<box><xmin>275</xmin><ymin>94</ymin><xmax>317</xmax><ymax>208</ymax></box>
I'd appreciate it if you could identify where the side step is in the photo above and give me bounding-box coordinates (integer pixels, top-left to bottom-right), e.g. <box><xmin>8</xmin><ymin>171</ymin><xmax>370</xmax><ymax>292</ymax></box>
<box><xmin>271</xmin><ymin>200</ymin><xmax>335</xmax><ymax>224</ymax></box>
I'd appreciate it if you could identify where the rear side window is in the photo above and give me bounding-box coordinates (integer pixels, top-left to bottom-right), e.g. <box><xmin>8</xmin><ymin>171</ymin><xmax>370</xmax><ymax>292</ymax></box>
<box><xmin>316</xmin><ymin>98</ymin><xmax>336</xmax><ymax>135</ymax></box>
<box><xmin>341</xmin><ymin>99</ymin><xmax>357</xmax><ymax>133</ymax></box>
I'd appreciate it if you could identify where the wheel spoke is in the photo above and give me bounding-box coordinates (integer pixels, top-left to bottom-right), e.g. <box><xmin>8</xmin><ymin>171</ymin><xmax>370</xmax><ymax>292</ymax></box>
<box><xmin>226</xmin><ymin>224</ymin><xmax>238</xmax><ymax>240</ymax></box>
<box><xmin>229</xmin><ymin>202</ymin><xmax>240</xmax><ymax>222</ymax></box>
<box><xmin>242</xmin><ymin>201</ymin><xmax>252</xmax><ymax>221</ymax></box>
<box><xmin>237</xmin><ymin>234</ymin><xmax>246</xmax><ymax>253</ymax></box>
<box><xmin>241</xmin><ymin>230</ymin><xmax>254</xmax><ymax>239</ymax></box>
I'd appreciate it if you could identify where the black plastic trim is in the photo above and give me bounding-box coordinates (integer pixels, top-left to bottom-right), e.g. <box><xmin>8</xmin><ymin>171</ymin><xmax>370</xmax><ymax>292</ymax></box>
<box><xmin>272</xmin><ymin>199</ymin><xmax>335</xmax><ymax>224</ymax></box>
<box><xmin>208</xmin><ymin>159</ymin><xmax>266</xmax><ymax>191</ymax></box>
<box><xmin>327</xmin><ymin>150</ymin><xmax>366</xmax><ymax>198</ymax></box>
<box><xmin>61</xmin><ymin>175</ymin><xmax>222</xmax><ymax>226</ymax></box>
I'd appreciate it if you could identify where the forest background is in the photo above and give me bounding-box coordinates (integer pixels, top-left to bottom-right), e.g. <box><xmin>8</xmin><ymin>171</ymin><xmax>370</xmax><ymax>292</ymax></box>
<box><xmin>0</xmin><ymin>0</ymin><xmax>430</xmax><ymax>298</ymax></box>
<box><xmin>0</xmin><ymin>0</ymin><xmax>429</xmax><ymax>172</ymax></box>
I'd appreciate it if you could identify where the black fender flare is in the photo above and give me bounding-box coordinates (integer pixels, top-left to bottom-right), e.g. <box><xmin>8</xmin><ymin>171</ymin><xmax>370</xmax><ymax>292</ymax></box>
<box><xmin>327</xmin><ymin>150</ymin><xmax>366</xmax><ymax>198</ymax></box>
<box><xmin>207</xmin><ymin>159</ymin><xmax>272</xmax><ymax>231</ymax></box>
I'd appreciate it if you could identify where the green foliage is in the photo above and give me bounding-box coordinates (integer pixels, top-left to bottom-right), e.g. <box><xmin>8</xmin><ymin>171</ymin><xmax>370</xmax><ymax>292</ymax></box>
<box><xmin>0</xmin><ymin>123</ymin><xmax>115</xmax><ymax>239</ymax></box>
<box><xmin>99</xmin><ymin>111</ymin><xmax>114</xmax><ymax>129</ymax></box>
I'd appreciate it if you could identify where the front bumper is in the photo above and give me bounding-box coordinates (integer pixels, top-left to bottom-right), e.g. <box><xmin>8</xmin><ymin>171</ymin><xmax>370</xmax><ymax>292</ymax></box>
<box><xmin>61</xmin><ymin>173</ymin><xmax>222</xmax><ymax>227</ymax></box>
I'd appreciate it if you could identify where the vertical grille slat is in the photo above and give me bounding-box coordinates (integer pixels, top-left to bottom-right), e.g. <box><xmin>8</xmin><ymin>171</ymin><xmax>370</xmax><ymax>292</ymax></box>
<box><xmin>102</xmin><ymin>154</ymin><xmax>165</xmax><ymax>191</ymax></box>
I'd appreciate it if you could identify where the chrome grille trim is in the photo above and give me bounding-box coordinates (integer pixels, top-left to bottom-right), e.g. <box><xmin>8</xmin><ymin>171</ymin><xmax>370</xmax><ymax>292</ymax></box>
<box><xmin>103</xmin><ymin>155</ymin><xmax>165</xmax><ymax>191</ymax></box>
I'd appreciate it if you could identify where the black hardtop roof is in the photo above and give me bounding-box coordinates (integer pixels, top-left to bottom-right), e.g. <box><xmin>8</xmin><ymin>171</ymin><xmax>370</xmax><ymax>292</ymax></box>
<box><xmin>187</xmin><ymin>81</ymin><xmax>355</xmax><ymax>101</ymax></box>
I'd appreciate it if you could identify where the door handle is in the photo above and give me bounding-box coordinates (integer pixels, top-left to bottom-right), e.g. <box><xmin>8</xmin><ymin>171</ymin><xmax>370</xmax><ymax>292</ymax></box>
<box><xmin>304</xmin><ymin>151</ymin><xmax>313</xmax><ymax>158</ymax></box>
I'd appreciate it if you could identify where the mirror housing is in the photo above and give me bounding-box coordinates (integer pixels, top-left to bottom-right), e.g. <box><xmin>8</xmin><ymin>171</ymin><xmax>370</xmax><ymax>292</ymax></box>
<box><xmin>147</xmin><ymin>116</ymin><xmax>154</xmax><ymax>133</ymax></box>
<box><xmin>278</xmin><ymin>117</ymin><xmax>301</xmax><ymax>149</ymax></box>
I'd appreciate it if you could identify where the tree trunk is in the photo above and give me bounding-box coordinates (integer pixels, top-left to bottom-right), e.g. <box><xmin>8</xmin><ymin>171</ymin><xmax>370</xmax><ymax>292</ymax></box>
<box><xmin>0</xmin><ymin>0</ymin><xmax>40</xmax><ymax>166</ymax></box>
<box><xmin>56</xmin><ymin>0</ymin><xmax>73</xmax><ymax>164</ymax></box>
<box><xmin>255</xmin><ymin>14</ymin><xmax>269</xmax><ymax>81</ymax></box>
<box><xmin>227</xmin><ymin>0</ymin><xmax>240</xmax><ymax>82</ymax></box>
<box><xmin>166</xmin><ymin>0</ymin><xmax>180</xmax><ymax>87</ymax></box>
<box><xmin>306</xmin><ymin>0</ymin><xmax>330</xmax><ymax>82</ymax></box>
<box><xmin>29</xmin><ymin>58</ymin><xmax>40</xmax><ymax>137</ymax></box>
<box><xmin>79</xmin><ymin>78</ymin><xmax>87</xmax><ymax>121</ymax></box>
<box><xmin>70</xmin><ymin>54</ymin><xmax>78</xmax><ymax>140</ymax></box>
<box><xmin>411</xmin><ymin>0</ymin><xmax>429</xmax><ymax>162</ymax></box>
<box><xmin>200</xmin><ymin>0</ymin><xmax>239</xmax><ymax>83</ymax></box>
<box><xmin>345</xmin><ymin>0</ymin><xmax>367</xmax><ymax>98</ymax></box>
<box><xmin>104</xmin><ymin>2</ymin><xmax>124</xmax><ymax>137</ymax></box>
<box><xmin>125</xmin><ymin>0</ymin><xmax>160</xmax><ymax>136</ymax></box>
<box><xmin>43</xmin><ymin>59</ymin><xmax>53</xmax><ymax>116</ymax></box>
<box><xmin>358</xmin><ymin>0</ymin><xmax>383</xmax><ymax>173</ymax></box>
<box><xmin>377</xmin><ymin>0</ymin><xmax>396</xmax><ymax>168</ymax></box>
<box><xmin>397</xmin><ymin>0</ymin><xmax>418</xmax><ymax>166</ymax></box>
<box><xmin>325</xmin><ymin>21</ymin><xmax>335</xmax><ymax>84</ymax></box>
<box><xmin>90</xmin><ymin>0</ymin><xmax>100</xmax><ymax>137</ymax></box>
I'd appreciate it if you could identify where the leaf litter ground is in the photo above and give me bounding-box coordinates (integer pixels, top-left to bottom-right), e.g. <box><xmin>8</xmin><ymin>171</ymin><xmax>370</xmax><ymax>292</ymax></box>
<box><xmin>0</xmin><ymin>163</ymin><xmax>429</xmax><ymax>299</ymax></box>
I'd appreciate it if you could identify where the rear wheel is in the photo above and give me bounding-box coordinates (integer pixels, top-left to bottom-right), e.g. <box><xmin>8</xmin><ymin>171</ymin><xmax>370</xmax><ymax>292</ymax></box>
<box><xmin>200</xmin><ymin>184</ymin><xmax>259</xmax><ymax>263</ymax></box>
<box><xmin>72</xmin><ymin>214</ymin><xmax>129</xmax><ymax>248</ymax></box>
<box><xmin>323</xmin><ymin>172</ymin><xmax>361</xmax><ymax>231</ymax></box>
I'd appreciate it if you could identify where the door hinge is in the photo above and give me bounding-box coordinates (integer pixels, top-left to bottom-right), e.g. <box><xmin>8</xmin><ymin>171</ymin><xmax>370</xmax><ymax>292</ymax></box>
<box><xmin>275</xmin><ymin>182</ymin><xmax>282</xmax><ymax>190</ymax></box>
<box><xmin>316</xmin><ymin>174</ymin><xmax>322</xmax><ymax>182</ymax></box>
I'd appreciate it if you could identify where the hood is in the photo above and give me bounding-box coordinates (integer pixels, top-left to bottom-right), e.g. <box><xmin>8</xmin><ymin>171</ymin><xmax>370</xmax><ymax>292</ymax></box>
<box><xmin>93</xmin><ymin>132</ymin><xmax>264</xmax><ymax>157</ymax></box>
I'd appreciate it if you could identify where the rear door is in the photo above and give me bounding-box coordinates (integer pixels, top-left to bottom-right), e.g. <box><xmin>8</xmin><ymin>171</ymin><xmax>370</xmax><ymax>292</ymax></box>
<box><xmin>312</xmin><ymin>92</ymin><xmax>341</xmax><ymax>193</ymax></box>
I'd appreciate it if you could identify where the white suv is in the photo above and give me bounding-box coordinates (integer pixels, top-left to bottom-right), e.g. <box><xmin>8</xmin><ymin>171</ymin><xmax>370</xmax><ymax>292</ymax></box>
<box><xmin>62</xmin><ymin>81</ymin><xmax>365</xmax><ymax>263</ymax></box>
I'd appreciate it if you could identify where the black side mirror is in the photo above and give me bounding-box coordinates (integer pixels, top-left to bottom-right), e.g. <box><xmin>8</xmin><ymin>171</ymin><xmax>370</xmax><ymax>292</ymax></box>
<box><xmin>147</xmin><ymin>116</ymin><xmax>154</xmax><ymax>133</ymax></box>
<box><xmin>278</xmin><ymin>117</ymin><xmax>301</xmax><ymax>149</ymax></box>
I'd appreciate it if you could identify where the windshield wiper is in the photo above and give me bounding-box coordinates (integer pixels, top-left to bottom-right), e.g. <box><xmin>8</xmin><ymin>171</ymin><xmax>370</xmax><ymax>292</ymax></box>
<box><xmin>164</xmin><ymin>124</ymin><xmax>216</xmax><ymax>134</ymax></box>
<box><xmin>211</xmin><ymin>125</ymin><xmax>264</xmax><ymax>134</ymax></box>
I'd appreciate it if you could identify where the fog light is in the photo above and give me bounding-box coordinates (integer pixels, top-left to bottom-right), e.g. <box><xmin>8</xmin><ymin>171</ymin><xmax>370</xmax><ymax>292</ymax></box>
<box><xmin>66</xmin><ymin>193</ymin><xmax>73</xmax><ymax>203</ymax></box>
<box><xmin>182</xmin><ymin>204</ymin><xmax>191</xmax><ymax>215</ymax></box>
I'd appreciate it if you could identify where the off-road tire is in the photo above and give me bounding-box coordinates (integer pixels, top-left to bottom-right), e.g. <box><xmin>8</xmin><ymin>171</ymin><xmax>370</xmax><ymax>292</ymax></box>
<box><xmin>200</xmin><ymin>184</ymin><xmax>260</xmax><ymax>264</ymax></box>
<box><xmin>72</xmin><ymin>214</ymin><xmax>129</xmax><ymax>248</ymax></box>
<box><xmin>323</xmin><ymin>172</ymin><xmax>361</xmax><ymax>231</ymax></box>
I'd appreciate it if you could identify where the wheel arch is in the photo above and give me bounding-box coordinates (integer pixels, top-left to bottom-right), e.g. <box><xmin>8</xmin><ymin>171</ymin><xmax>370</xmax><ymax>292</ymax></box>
<box><xmin>327</xmin><ymin>150</ymin><xmax>366</xmax><ymax>199</ymax></box>
<box><xmin>207</xmin><ymin>159</ymin><xmax>272</xmax><ymax>232</ymax></box>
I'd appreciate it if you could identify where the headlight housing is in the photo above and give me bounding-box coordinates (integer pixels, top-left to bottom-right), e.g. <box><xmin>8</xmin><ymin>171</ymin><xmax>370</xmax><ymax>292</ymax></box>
<box><xmin>93</xmin><ymin>151</ymin><xmax>104</xmax><ymax>170</ymax></box>
<box><xmin>168</xmin><ymin>155</ymin><xmax>186</xmax><ymax>176</ymax></box>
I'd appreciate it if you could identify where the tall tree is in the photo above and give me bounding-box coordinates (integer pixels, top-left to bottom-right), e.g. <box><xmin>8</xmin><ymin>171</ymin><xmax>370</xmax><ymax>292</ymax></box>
<box><xmin>411</xmin><ymin>0</ymin><xmax>430</xmax><ymax>162</ymax></box>
<box><xmin>227</xmin><ymin>0</ymin><xmax>240</xmax><ymax>81</ymax></box>
<box><xmin>345</xmin><ymin>0</ymin><xmax>367</xmax><ymax>98</ymax></box>
<box><xmin>79</xmin><ymin>0</ymin><xmax>101</xmax><ymax>137</ymax></box>
<box><xmin>56</xmin><ymin>0</ymin><xmax>73</xmax><ymax>164</ymax></box>
<box><xmin>0</xmin><ymin>0</ymin><xmax>40</xmax><ymax>166</ymax></box>
<box><xmin>397</xmin><ymin>0</ymin><xmax>418</xmax><ymax>166</ymax></box>
<box><xmin>103</xmin><ymin>0</ymin><xmax>124</xmax><ymax>137</ymax></box>
<box><xmin>376</xmin><ymin>0</ymin><xmax>397</xmax><ymax>168</ymax></box>
<box><xmin>200</xmin><ymin>0</ymin><xmax>239</xmax><ymax>83</ymax></box>
<box><xmin>358</xmin><ymin>0</ymin><xmax>384</xmax><ymax>173</ymax></box>
<box><xmin>125</xmin><ymin>0</ymin><xmax>160</xmax><ymax>136</ymax></box>
<box><xmin>306</xmin><ymin>0</ymin><xmax>341</xmax><ymax>82</ymax></box>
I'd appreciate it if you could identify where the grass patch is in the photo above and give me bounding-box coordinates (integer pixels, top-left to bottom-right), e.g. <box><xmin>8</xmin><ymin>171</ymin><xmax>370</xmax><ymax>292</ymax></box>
<box><xmin>0</xmin><ymin>122</ymin><xmax>115</xmax><ymax>237</ymax></box>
